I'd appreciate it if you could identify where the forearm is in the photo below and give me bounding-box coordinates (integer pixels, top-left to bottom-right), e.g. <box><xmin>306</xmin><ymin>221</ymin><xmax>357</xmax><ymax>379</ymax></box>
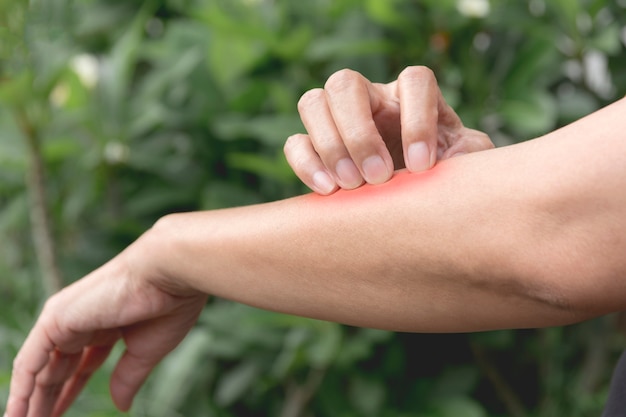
<box><xmin>143</xmin><ymin>98</ymin><xmax>626</xmax><ymax>332</ymax></box>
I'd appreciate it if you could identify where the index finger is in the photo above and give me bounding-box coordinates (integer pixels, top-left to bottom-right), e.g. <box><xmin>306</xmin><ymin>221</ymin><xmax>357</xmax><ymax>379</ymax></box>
<box><xmin>6</xmin><ymin>323</ymin><xmax>57</xmax><ymax>417</ymax></box>
<box><xmin>324</xmin><ymin>69</ymin><xmax>394</xmax><ymax>185</ymax></box>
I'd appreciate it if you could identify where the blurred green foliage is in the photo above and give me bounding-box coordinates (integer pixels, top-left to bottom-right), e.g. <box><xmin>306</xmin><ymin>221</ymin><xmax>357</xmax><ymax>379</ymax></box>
<box><xmin>2</xmin><ymin>0</ymin><xmax>626</xmax><ymax>416</ymax></box>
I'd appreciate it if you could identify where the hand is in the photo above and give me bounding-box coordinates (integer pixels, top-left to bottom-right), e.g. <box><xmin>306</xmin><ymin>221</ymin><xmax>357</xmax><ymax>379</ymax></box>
<box><xmin>4</xmin><ymin>234</ymin><xmax>208</xmax><ymax>417</ymax></box>
<box><xmin>284</xmin><ymin>66</ymin><xmax>493</xmax><ymax>194</ymax></box>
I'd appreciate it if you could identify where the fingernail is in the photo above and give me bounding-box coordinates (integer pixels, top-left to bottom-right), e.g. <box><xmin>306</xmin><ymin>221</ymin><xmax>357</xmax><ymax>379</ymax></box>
<box><xmin>362</xmin><ymin>155</ymin><xmax>390</xmax><ymax>184</ymax></box>
<box><xmin>407</xmin><ymin>142</ymin><xmax>431</xmax><ymax>172</ymax></box>
<box><xmin>312</xmin><ymin>171</ymin><xmax>336</xmax><ymax>194</ymax></box>
<box><xmin>335</xmin><ymin>158</ymin><xmax>363</xmax><ymax>189</ymax></box>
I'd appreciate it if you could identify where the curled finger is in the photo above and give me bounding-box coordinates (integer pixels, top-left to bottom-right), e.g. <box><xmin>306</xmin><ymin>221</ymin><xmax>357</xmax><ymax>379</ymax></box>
<box><xmin>297</xmin><ymin>87</ymin><xmax>363</xmax><ymax>189</ymax></box>
<box><xmin>324</xmin><ymin>69</ymin><xmax>393</xmax><ymax>185</ymax></box>
<box><xmin>441</xmin><ymin>128</ymin><xmax>494</xmax><ymax>159</ymax></box>
<box><xmin>395</xmin><ymin>66</ymin><xmax>442</xmax><ymax>172</ymax></box>
<box><xmin>27</xmin><ymin>349</ymin><xmax>82</xmax><ymax>417</ymax></box>
<box><xmin>284</xmin><ymin>133</ymin><xmax>338</xmax><ymax>195</ymax></box>
<box><xmin>52</xmin><ymin>341</ymin><xmax>118</xmax><ymax>417</ymax></box>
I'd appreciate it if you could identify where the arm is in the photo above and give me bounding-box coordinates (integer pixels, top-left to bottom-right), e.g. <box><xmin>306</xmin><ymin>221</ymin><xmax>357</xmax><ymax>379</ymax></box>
<box><xmin>148</xmin><ymin>96</ymin><xmax>626</xmax><ymax>332</ymax></box>
<box><xmin>6</xmin><ymin>98</ymin><xmax>626</xmax><ymax>417</ymax></box>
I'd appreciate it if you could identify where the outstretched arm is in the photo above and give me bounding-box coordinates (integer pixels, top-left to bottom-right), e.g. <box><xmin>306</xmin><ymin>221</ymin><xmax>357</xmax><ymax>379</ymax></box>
<box><xmin>151</xmin><ymin>96</ymin><xmax>626</xmax><ymax>331</ymax></box>
<box><xmin>6</xmin><ymin>97</ymin><xmax>626</xmax><ymax>417</ymax></box>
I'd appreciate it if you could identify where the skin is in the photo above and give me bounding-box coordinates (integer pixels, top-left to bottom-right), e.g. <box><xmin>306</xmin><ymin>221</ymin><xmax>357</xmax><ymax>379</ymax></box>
<box><xmin>4</xmin><ymin>70</ymin><xmax>626</xmax><ymax>417</ymax></box>
<box><xmin>284</xmin><ymin>66</ymin><xmax>492</xmax><ymax>193</ymax></box>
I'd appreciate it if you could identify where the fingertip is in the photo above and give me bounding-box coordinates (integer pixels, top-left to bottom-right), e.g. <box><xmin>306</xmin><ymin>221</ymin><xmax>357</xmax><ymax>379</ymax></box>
<box><xmin>406</xmin><ymin>142</ymin><xmax>435</xmax><ymax>172</ymax></box>
<box><xmin>109</xmin><ymin>367</ymin><xmax>139</xmax><ymax>412</ymax></box>
<box><xmin>312</xmin><ymin>171</ymin><xmax>337</xmax><ymax>195</ymax></box>
<box><xmin>110</xmin><ymin>382</ymin><xmax>135</xmax><ymax>412</ymax></box>
<box><xmin>362</xmin><ymin>154</ymin><xmax>392</xmax><ymax>185</ymax></box>
<box><xmin>335</xmin><ymin>158</ymin><xmax>363</xmax><ymax>189</ymax></box>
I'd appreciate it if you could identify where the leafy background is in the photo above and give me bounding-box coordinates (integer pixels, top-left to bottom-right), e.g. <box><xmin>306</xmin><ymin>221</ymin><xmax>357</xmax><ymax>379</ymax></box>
<box><xmin>1</xmin><ymin>0</ymin><xmax>626</xmax><ymax>416</ymax></box>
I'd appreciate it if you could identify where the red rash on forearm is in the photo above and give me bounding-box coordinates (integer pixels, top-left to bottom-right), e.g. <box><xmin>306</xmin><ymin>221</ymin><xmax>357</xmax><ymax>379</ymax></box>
<box><xmin>305</xmin><ymin>166</ymin><xmax>446</xmax><ymax>204</ymax></box>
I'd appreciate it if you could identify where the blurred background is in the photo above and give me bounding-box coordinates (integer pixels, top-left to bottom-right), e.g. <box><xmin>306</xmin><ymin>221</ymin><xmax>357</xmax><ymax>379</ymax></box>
<box><xmin>1</xmin><ymin>0</ymin><xmax>626</xmax><ymax>416</ymax></box>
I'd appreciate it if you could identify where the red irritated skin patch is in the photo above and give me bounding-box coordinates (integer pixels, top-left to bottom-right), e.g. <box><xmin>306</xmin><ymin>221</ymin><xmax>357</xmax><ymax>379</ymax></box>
<box><xmin>304</xmin><ymin>166</ymin><xmax>446</xmax><ymax>205</ymax></box>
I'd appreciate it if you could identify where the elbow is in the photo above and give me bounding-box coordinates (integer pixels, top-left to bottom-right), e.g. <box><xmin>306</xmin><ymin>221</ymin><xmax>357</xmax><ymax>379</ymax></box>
<box><xmin>515</xmin><ymin>231</ymin><xmax>626</xmax><ymax>326</ymax></box>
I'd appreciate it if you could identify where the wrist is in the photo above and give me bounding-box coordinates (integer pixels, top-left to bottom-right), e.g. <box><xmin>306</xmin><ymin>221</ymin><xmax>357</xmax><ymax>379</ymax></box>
<box><xmin>125</xmin><ymin>213</ymin><xmax>204</xmax><ymax>298</ymax></box>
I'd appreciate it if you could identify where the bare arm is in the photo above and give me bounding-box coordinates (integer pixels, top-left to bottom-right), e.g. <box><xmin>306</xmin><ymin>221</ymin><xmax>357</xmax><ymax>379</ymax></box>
<box><xmin>147</xmin><ymin>96</ymin><xmax>626</xmax><ymax>332</ymax></box>
<box><xmin>5</xmin><ymin>98</ymin><xmax>626</xmax><ymax>417</ymax></box>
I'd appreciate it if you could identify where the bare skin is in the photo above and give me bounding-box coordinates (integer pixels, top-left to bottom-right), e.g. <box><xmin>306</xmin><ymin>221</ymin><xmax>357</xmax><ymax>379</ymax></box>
<box><xmin>284</xmin><ymin>66</ymin><xmax>492</xmax><ymax>193</ymax></box>
<box><xmin>4</xmin><ymin>70</ymin><xmax>626</xmax><ymax>417</ymax></box>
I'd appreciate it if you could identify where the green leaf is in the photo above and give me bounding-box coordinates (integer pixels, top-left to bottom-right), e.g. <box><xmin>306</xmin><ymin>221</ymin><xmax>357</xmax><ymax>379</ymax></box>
<box><xmin>213</xmin><ymin>113</ymin><xmax>304</xmax><ymax>146</ymax></box>
<box><xmin>503</xmin><ymin>35</ymin><xmax>559</xmax><ymax>97</ymax></box>
<box><xmin>207</xmin><ymin>34</ymin><xmax>267</xmax><ymax>87</ymax></box>
<box><xmin>270</xmin><ymin>24</ymin><xmax>312</xmax><ymax>60</ymax></box>
<box><xmin>0</xmin><ymin>72</ymin><xmax>33</xmax><ymax>107</ymax></box>
<box><xmin>43</xmin><ymin>136</ymin><xmax>82</xmax><ymax>162</ymax></box>
<box><xmin>306</xmin><ymin>37</ymin><xmax>391</xmax><ymax>61</ymax></box>
<box><xmin>0</xmin><ymin>193</ymin><xmax>28</xmax><ymax>231</ymax></box>
<box><xmin>337</xmin><ymin>328</ymin><xmax>392</xmax><ymax>366</ymax></box>
<box><xmin>469</xmin><ymin>329</ymin><xmax>515</xmax><ymax>349</ymax></box>
<box><xmin>148</xmin><ymin>328</ymin><xmax>214</xmax><ymax>417</ymax></box>
<box><xmin>214</xmin><ymin>360</ymin><xmax>260</xmax><ymax>407</ymax></box>
<box><xmin>99</xmin><ymin>2</ymin><xmax>155</xmax><ymax>127</ymax></box>
<box><xmin>270</xmin><ymin>327</ymin><xmax>309</xmax><ymax>379</ymax></box>
<box><xmin>432</xmin><ymin>396</ymin><xmax>487</xmax><ymax>417</ymax></box>
<box><xmin>196</xmin><ymin>1</ymin><xmax>273</xmax><ymax>87</ymax></box>
<box><xmin>590</xmin><ymin>24</ymin><xmax>622</xmax><ymax>55</ymax></box>
<box><xmin>548</xmin><ymin>0</ymin><xmax>581</xmax><ymax>34</ymax></box>
<box><xmin>556</xmin><ymin>87</ymin><xmax>598</xmax><ymax>124</ymax></box>
<box><xmin>305</xmin><ymin>321</ymin><xmax>342</xmax><ymax>367</ymax></box>
<box><xmin>0</xmin><ymin>114</ymin><xmax>26</xmax><ymax>169</ymax></box>
<box><xmin>201</xmin><ymin>181</ymin><xmax>262</xmax><ymax>210</ymax></box>
<box><xmin>349</xmin><ymin>376</ymin><xmax>386</xmax><ymax>417</ymax></box>
<box><xmin>365</xmin><ymin>0</ymin><xmax>419</xmax><ymax>27</ymax></box>
<box><xmin>226</xmin><ymin>151</ymin><xmax>296</xmax><ymax>184</ymax></box>
<box><xmin>433</xmin><ymin>366</ymin><xmax>479</xmax><ymax>397</ymax></box>
<box><xmin>499</xmin><ymin>91</ymin><xmax>558</xmax><ymax>137</ymax></box>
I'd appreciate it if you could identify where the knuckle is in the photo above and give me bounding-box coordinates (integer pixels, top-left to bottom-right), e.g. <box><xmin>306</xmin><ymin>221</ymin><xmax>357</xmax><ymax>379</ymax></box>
<box><xmin>480</xmin><ymin>134</ymin><xmax>495</xmax><ymax>150</ymax></box>
<box><xmin>283</xmin><ymin>135</ymin><xmax>316</xmax><ymax>172</ymax></box>
<box><xmin>342</xmin><ymin>124</ymin><xmax>369</xmax><ymax>142</ymax></box>
<box><xmin>12</xmin><ymin>350</ymin><xmax>36</xmax><ymax>382</ymax></box>
<box><xmin>404</xmin><ymin>110</ymin><xmax>438</xmax><ymax>140</ymax></box>
<box><xmin>297</xmin><ymin>88</ymin><xmax>325</xmax><ymax>113</ymax></box>
<box><xmin>312</xmin><ymin>138</ymin><xmax>342</xmax><ymax>163</ymax></box>
<box><xmin>407</xmin><ymin>124</ymin><xmax>434</xmax><ymax>142</ymax></box>
<box><xmin>12</xmin><ymin>352</ymin><xmax>24</xmax><ymax>373</ymax></box>
<box><xmin>283</xmin><ymin>134</ymin><xmax>306</xmax><ymax>157</ymax></box>
<box><xmin>453</xmin><ymin>131</ymin><xmax>494</xmax><ymax>154</ymax></box>
<box><xmin>291</xmin><ymin>153</ymin><xmax>312</xmax><ymax>174</ymax></box>
<box><xmin>324</xmin><ymin>68</ymin><xmax>361</xmax><ymax>94</ymax></box>
<box><xmin>42</xmin><ymin>297</ymin><xmax>62</xmax><ymax>327</ymax></box>
<box><xmin>399</xmin><ymin>65</ymin><xmax>436</xmax><ymax>81</ymax></box>
<box><xmin>467</xmin><ymin>130</ymin><xmax>495</xmax><ymax>150</ymax></box>
<box><xmin>341</xmin><ymin>124</ymin><xmax>380</xmax><ymax>150</ymax></box>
